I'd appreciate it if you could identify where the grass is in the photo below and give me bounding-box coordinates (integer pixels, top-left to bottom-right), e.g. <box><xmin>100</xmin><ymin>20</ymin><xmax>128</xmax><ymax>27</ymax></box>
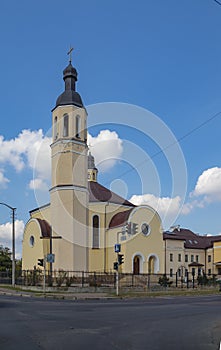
<box><xmin>0</xmin><ymin>284</ymin><xmax>220</xmax><ymax>299</ymax></box>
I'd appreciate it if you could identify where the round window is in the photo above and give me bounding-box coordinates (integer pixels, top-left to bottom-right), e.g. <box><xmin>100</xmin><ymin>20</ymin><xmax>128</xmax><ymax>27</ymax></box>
<box><xmin>141</xmin><ymin>223</ymin><xmax>150</xmax><ymax>236</ymax></box>
<box><xmin>29</xmin><ymin>235</ymin><xmax>35</xmax><ymax>247</ymax></box>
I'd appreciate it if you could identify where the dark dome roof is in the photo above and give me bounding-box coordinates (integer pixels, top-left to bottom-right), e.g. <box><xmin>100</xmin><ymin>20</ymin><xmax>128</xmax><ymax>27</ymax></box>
<box><xmin>54</xmin><ymin>61</ymin><xmax>84</xmax><ymax>109</ymax></box>
<box><xmin>63</xmin><ymin>63</ymin><xmax>77</xmax><ymax>80</ymax></box>
<box><xmin>56</xmin><ymin>90</ymin><xmax>83</xmax><ymax>108</ymax></box>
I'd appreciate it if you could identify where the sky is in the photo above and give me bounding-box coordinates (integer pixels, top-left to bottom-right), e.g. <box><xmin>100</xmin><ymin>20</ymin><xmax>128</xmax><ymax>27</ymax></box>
<box><xmin>0</xmin><ymin>0</ymin><xmax>221</xmax><ymax>258</ymax></box>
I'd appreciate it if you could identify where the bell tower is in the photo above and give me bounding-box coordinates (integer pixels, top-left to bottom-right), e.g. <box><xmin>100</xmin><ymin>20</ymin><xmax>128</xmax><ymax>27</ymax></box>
<box><xmin>50</xmin><ymin>52</ymin><xmax>88</xmax><ymax>271</ymax></box>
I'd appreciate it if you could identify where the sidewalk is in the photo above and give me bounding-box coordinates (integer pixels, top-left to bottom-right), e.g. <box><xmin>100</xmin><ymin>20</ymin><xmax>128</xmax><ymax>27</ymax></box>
<box><xmin>0</xmin><ymin>285</ymin><xmax>114</xmax><ymax>300</ymax></box>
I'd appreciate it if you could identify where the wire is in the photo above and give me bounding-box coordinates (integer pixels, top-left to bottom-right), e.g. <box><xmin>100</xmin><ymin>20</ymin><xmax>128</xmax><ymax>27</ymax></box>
<box><xmin>214</xmin><ymin>0</ymin><xmax>221</xmax><ymax>5</ymax></box>
<box><xmin>103</xmin><ymin>110</ymin><xmax>221</xmax><ymax>184</ymax></box>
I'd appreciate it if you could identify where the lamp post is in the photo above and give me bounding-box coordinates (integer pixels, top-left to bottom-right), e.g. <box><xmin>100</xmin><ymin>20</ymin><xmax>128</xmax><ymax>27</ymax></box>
<box><xmin>0</xmin><ymin>202</ymin><xmax>16</xmax><ymax>287</ymax></box>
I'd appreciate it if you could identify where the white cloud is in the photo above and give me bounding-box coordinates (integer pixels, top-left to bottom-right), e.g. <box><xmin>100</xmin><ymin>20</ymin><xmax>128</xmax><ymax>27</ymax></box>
<box><xmin>88</xmin><ymin>130</ymin><xmax>123</xmax><ymax>172</ymax></box>
<box><xmin>130</xmin><ymin>193</ymin><xmax>182</xmax><ymax>217</ymax></box>
<box><xmin>0</xmin><ymin>170</ymin><xmax>10</xmax><ymax>188</ymax></box>
<box><xmin>0</xmin><ymin>129</ymin><xmax>51</xmax><ymax>192</ymax></box>
<box><xmin>192</xmin><ymin>167</ymin><xmax>221</xmax><ymax>202</ymax></box>
<box><xmin>0</xmin><ymin>220</ymin><xmax>24</xmax><ymax>259</ymax></box>
<box><xmin>29</xmin><ymin>178</ymin><xmax>49</xmax><ymax>191</ymax></box>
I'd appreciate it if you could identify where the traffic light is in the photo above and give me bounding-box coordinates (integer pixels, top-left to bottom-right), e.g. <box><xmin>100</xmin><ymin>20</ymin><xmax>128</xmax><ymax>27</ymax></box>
<box><xmin>126</xmin><ymin>222</ymin><xmax>132</xmax><ymax>235</ymax></box>
<box><xmin>118</xmin><ymin>254</ymin><xmax>124</xmax><ymax>265</ymax></box>
<box><xmin>132</xmin><ymin>223</ymin><xmax>138</xmax><ymax>235</ymax></box>
<box><xmin>38</xmin><ymin>258</ymin><xmax>44</xmax><ymax>267</ymax></box>
<box><xmin>113</xmin><ymin>262</ymin><xmax>118</xmax><ymax>270</ymax></box>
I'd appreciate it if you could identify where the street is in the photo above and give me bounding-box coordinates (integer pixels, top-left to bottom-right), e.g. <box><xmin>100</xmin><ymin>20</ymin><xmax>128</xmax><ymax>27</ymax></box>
<box><xmin>0</xmin><ymin>294</ymin><xmax>220</xmax><ymax>349</ymax></box>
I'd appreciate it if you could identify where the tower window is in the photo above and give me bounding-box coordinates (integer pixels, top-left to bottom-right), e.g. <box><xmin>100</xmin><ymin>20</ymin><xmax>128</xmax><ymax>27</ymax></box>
<box><xmin>76</xmin><ymin>115</ymin><xmax>81</xmax><ymax>138</ymax></box>
<box><xmin>54</xmin><ymin>116</ymin><xmax>58</xmax><ymax>140</ymax></box>
<box><xmin>63</xmin><ymin>114</ymin><xmax>69</xmax><ymax>137</ymax></box>
<box><xmin>92</xmin><ymin>215</ymin><xmax>99</xmax><ymax>249</ymax></box>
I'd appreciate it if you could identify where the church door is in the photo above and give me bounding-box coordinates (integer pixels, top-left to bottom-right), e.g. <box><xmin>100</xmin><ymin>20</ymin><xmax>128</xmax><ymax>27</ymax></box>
<box><xmin>133</xmin><ymin>256</ymin><xmax>140</xmax><ymax>275</ymax></box>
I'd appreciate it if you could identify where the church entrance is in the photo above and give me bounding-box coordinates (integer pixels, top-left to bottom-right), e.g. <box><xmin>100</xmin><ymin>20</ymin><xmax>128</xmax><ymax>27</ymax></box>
<box><xmin>148</xmin><ymin>255</ymin><xmax>159</xmax><ymax>273</ymax></box>
<box><xmin>133</xmin><ymin>255</ymin><xmax>140</xmax><ymax>275</ymax></box>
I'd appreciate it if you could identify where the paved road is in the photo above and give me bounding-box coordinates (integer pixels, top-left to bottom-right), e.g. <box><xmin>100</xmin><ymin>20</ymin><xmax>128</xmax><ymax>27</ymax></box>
<box><xmin>0</xmin><ymin>294</ymin><xmax>220</xmax><ymax>350</ymax></box>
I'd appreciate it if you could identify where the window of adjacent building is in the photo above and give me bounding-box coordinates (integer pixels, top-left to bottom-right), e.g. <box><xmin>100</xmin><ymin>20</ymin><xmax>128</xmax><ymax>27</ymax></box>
<box><xmin>191</xmin><ymin>255</ymin><xmax>194</xmax><ymax>262</ymax></box>
<box><xmin>63</xmin><ymin>114</ymin><xmax>69</xmax><ymax>137</ymax></box>
<box><xmin>192</xmin><ymin>268</ymin><xmax>195</xmax><ymax>276</ymax></box>
<box><xmin>208</xmin><ymin>269</ymin><xmax>211</xmax><ymax>276</ymax></box>
<box><xmin>92</xmin><ymin>215</ymin><xmax>99</xmax><ymax>249</ymax></box>
<box><xmin>185</xmin><ymin>254</ymin><xmax>188</xmax><ymax>263</ymax></box>
<box><xmin>178</xmin><ymin>254</ymin><xmax>181</xmax><ymax>262</ymax></box>
<box><xmin>76</xmin><ymin>115</ymin><xmax>81</xmax><ymax>138</ymax></box>
<box><xmin>170</xmin><ymin>253</ymin><xmax>173</xmax><ymax>262</ymax></box>
<box><xmin>208</xmin><ymin>255</ymin><xmax>211</xmax><ymax>263</ymax></box>
<box><xmin>218</xmin><ymin>268</ymin><xmax>221</xmax><ymax>275</ymax></box>
<box><xmin>54</xmin><ymin>116</ymin><xmax>58</xmax><ymax>140</ymax></box>
<box><xmin>178</xmin><ymin>268</ymin><xmax>181</xmax><ymax>277</ymax></box>
<box><xmin>170</xmin><ymin>268</ymin><xmax>173</xmax><ymax>277</ymax></box>
<box><xmin>196</xmin><ymin>255</ymin><xmax>199</xmax><ymax>263</ymax></box>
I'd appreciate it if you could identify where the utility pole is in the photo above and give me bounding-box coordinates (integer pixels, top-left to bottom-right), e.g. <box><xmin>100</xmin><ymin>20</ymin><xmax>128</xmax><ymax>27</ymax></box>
<box><xmin>11</xmin><ymin>208</ymin><xmax>16</xmax><ymax>287</ymax></box>
<box><xmin>0</xmin><ymin>203</ymin><xmax>16</xmax><ymax>287</ymax></box>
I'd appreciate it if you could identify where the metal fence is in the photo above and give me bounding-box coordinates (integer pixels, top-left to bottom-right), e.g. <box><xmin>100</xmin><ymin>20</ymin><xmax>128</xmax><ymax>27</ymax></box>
<box><xmin>0</xmin><ymin>270</ymin><xmax>219</xmax><ymax>291</ymax></box>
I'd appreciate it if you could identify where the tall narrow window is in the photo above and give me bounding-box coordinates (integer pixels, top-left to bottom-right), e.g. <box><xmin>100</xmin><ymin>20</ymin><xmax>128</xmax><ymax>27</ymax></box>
<box><xmin>63</xmin><ymin>114</ymin><xmax>69</xmax><ymax>137</ymax></box>
<box><xmin>76</xmin><ymin>115</ymin><xmax>81</xmax><ymax>138</ymax></box>
<box><xmin>92</xmin><ymin>215</ymin><xmax>99</xmax><ymax>249</ymax></box>
<box><xmin>54</xmin><ymin>116</ymin><xmax>58</xmax><ymax>140</ymax></box>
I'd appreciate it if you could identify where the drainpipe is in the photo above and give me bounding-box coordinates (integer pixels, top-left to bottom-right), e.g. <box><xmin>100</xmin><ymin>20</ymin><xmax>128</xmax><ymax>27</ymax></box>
<box><xmin>104</xmin><ymin>202</ymin><xmax>109</xmax><ymax>272</ymax></box>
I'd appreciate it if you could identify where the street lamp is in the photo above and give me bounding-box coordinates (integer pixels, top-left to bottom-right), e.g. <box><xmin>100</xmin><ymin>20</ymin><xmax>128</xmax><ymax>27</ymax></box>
<box><xmin>0</xmin><ymin>202</ymin><xmax>16</xmax><ymax>287</ymax></box>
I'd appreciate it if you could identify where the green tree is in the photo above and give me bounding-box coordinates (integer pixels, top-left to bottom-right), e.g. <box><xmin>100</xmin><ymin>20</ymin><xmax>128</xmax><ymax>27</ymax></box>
<box><xmin>0</xmin><ymin>245</ymin><xmax>12</xmax><ymax>271</ymax></box>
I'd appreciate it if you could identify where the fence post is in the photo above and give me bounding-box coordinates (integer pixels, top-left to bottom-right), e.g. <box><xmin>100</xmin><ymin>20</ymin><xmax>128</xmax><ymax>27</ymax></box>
<box><xmin>147</xmin><ymin>274</ymin><xmax>150</xmax><ymax>289</ymax></box>
<box><xmin>82</xmin><ymin>271</ymin><xmax>84</xmax><ymax>288</ymax></box>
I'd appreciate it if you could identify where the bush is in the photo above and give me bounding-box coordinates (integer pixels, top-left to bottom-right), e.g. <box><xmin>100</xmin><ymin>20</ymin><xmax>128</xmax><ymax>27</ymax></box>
<box><xmin>158</xmin><ymin>275</ymin><xmax>173</xmax><ymax>287</ymax></box>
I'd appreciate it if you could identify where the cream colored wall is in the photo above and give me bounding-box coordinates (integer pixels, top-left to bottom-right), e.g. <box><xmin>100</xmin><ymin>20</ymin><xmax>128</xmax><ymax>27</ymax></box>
<box><xmin>214</xmin><ymin>241</ymin><xmax>221</xmax><ymax>262</ymax></box>
<box><xmin>30</xmin><ymin>205</ymin><xmax>50</xmax><ymax>222</ymax></box>
<box><xmin>50</xmin><ymin>104</ymin><xmax>88</xmax><ymax>272</ymax></box>
<box><xmin>88</xmin><ymin>202</ymin><xmax>135</xmax><ymax>272</ymax></box>
<box><xmin>52</xmin><ymin>105</ymin><xmax>86</xmax><ymax>142</ymax></box>
<box><xmin>22</xmin><ymin>218</ymin><xmax>49</xmax><ymax>270</ymax></box>
<box><xmin>214</xmin><ymin>241</ymin><xmax>221</xmax><ymax>274</ymax></box>
<box><xmin>106</xmin><ymin>206</ymin><xmax>164</xmax><ymax>274</ymax></box>
<box><xmin>165</xmin><ymin>238</ymin><xmax>209</xmax><ymax>277</ymax></box>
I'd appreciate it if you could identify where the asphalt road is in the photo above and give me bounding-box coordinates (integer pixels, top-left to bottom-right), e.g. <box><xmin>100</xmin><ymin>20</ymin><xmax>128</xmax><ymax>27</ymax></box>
<box><xmin>0</xmin><ymin>294</ymin><xmax>220</xmax><ymax>350</ymax></box>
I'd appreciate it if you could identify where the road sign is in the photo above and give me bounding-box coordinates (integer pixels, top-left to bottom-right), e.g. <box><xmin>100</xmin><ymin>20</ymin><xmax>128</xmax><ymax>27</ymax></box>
<box><xmin>46</xmin><ymin>254</ymin><xmax>55</xmax><ymax>263</ymax></box>
<box><xmin>114</xmin><ymin>244</ymin><xmax>121</xmax><ymax>253</ymax></box>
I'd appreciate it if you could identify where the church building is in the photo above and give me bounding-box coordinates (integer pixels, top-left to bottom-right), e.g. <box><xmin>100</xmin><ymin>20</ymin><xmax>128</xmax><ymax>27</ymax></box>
<box><xmin>22</xmin><ymin>56</ymin><xmax>165</xmax><ymax>274</ymax></box>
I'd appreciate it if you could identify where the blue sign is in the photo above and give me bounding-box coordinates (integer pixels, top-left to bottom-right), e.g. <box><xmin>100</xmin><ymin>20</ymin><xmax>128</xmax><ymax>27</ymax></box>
<box><xmin>47</xmin><ymin>254</ymin><xmax>55</xmax><ymax>263</ymax></box>
<box><xmin>114</xmin><ymin>244</ymin><xmax>121</xmax><ymax>253</ymax></box>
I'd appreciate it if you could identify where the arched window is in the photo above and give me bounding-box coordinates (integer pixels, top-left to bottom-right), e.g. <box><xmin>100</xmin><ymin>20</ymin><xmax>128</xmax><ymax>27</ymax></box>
<box><xmin>92</xmin><ymin>215</ymin><xmax>99</xmax><ymax>249</ymax></box>
<box><xmin>76</xmin><ymin>115</ymin><xmax>81</xmax><ymax>138</ymax></box>
<box><xmin>63</xmin><ymin>114</ymin><xmax>69</xmax><ymax>137</ymax></box>
<box><xmin>54</xmin><ymin>116</ymin><xmax>58</xmax><ymax>140</ymax></box>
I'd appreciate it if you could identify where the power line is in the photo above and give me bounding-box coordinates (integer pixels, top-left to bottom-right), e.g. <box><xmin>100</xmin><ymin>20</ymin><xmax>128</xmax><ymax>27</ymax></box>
<box><xmin>103</xmin><ymin>110</ymin><xmax>221</xmax><ymax>184</ymax></box>
<box><xmin>214</xmin><ymin>0</ymin><xmax>221</xmax><ymax>5</ymax></box>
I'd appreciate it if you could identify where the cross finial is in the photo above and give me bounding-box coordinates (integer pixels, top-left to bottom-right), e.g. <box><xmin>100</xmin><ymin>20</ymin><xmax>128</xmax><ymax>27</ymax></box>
<box><xmin>67</xmin><ymin>46</ymin><xmax>74</xmax><ymax>63</ymax></box>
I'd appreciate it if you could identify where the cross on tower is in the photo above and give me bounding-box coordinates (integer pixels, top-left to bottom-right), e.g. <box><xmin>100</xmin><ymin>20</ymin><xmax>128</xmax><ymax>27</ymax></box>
<box><xmin>67</xmin><ymin>46</ymin><xmax>74</xmax><ymax>63</ymax></box>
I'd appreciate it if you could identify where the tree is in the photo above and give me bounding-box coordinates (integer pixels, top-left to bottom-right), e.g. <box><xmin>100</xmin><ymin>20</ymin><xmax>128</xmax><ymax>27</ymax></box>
<box><xmin>0</xmin><ymin>245</ymin><xmax>12</xmax><ymax>271</ymax></box>
<box><xmin>158</xmin><ymin>274</ymin><xmax>173</xmax><ymax>287</ymax></box>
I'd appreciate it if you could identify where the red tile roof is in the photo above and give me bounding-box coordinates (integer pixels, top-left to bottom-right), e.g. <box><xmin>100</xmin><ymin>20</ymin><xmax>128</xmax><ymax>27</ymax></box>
<box><xmin>109</xmin><ymin>209</ymin><xmax>134</xmax><ymax>229</ymax></box>
<box><xmin>163</xmin><ymin>228</ymin><xmax>221</xmax><ymax>250</ymax></box>
<box><xmin>89</xmin><ymin>181</ymin><xmax>135</xmax><ymax>207</ymax></box>
<box><xmin>36</xmin><ymin>218</ymin><xmax>51</xmax><ymax>238</ymax></box>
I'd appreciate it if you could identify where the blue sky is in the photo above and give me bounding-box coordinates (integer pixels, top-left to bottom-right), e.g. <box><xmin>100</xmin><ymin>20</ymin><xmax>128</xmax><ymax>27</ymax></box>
<box><xmin>0</xmin><ymin>0</ymin><xmax>221</xmax><ymax>256</ymax></box>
